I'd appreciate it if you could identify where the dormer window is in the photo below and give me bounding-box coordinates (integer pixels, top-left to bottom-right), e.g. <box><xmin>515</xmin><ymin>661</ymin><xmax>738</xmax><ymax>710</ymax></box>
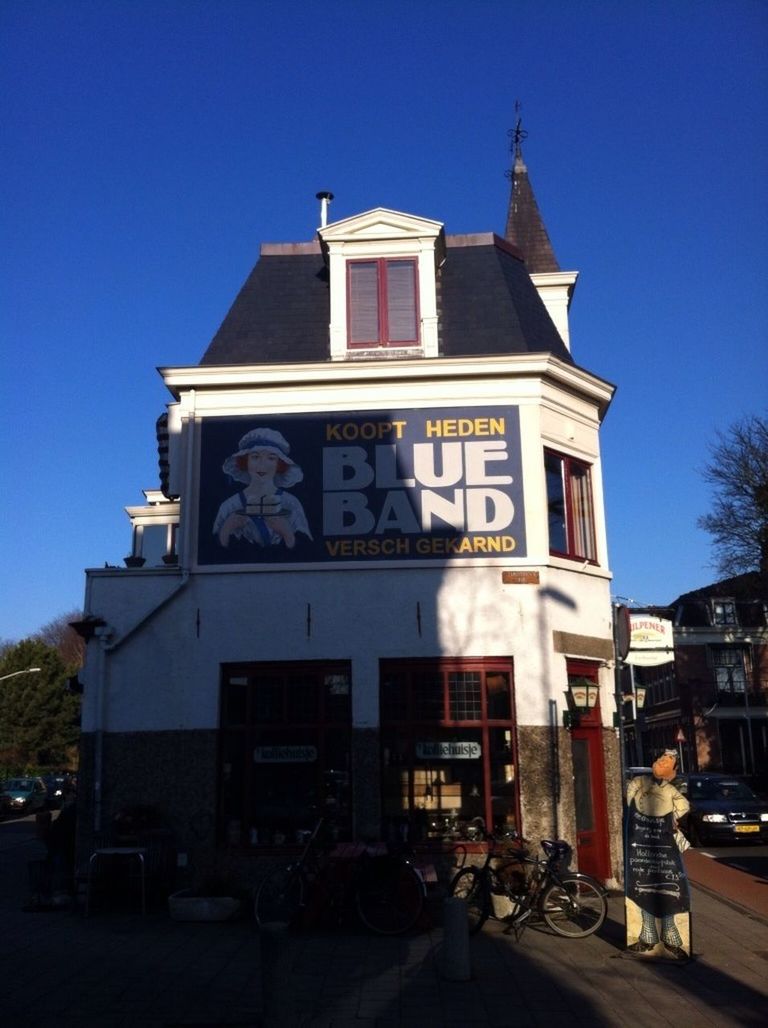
<box><xmin>318</xmin><ymin>208</ymin><xmax>444</xmax><ymax>361</ymax></box>
<box><xmin>348</xmin><ymin>259</ymin><xmax>419</xmax><ymax>347</ymax></box>
<box><xmin>711</xmin><ymin>599</ymin><xmax>737</xmax><ymax>626</ymax></box>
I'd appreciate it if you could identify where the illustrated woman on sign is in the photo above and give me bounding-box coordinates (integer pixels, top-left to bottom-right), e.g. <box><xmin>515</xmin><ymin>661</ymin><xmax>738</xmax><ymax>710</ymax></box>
<box><xmin>213</xmin><ymin>428</ymin><xmax>312</xmax><ymax>549</ymax></box>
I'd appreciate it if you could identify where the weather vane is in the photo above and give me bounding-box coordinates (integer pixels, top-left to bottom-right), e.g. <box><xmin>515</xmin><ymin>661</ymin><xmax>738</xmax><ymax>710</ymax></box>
<box><xmin>505</xmin><ymin>100</ymin><xmax>528</xmax><ymax>179</ymax></box>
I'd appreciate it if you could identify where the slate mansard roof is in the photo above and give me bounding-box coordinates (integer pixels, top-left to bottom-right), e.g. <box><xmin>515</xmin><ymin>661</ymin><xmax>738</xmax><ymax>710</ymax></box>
<box><xmin>669</xmin><ymin>572</ymin><xmax>768</xmax><ymax>629</ymax></box>
<box><xmin>200</xmin><ymin>233</ymin><xmax>572</xmax><ymax>366</ymax></box>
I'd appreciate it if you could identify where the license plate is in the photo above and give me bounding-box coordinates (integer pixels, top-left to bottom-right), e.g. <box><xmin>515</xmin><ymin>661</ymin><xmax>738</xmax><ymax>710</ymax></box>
<box><xmin>734</xmin><ymin>824</ymin><xmax>759</xmax><ymax>833</ymax></box>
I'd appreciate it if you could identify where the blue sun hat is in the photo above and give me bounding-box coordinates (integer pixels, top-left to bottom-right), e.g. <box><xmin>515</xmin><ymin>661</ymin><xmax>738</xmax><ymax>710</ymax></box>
<box><xmin>223</xmin><ymin>427</ymin><xmax>304</xmax><ymax>488</ymax></box>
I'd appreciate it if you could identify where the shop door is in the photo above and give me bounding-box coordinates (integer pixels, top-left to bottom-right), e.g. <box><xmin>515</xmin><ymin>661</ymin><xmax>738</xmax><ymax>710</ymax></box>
<box><xmin>570</xmin><ymin>707</ymin><xmax>611</xmax><ymax>881</ymax></box>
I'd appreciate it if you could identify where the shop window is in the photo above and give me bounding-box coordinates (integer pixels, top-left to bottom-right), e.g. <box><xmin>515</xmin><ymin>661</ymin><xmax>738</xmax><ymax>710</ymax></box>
<box><xmin>219</xmin><ymin>663</ymin><xmax>352</xmax><ymax>847</ymax></box>
<box><xmin>380</xmin><ymin>659</ymin><xmax>517</xmax><ymax>843</ymax></box>
<box><xmin>348</xmin><ymin>258</ymin><xmax>418</xmax><ymax>348</ymax></box>
<box><xmin>544</xmin><ymin>449</ymin><xmax>597</xmax><ymax>562</ymax></box>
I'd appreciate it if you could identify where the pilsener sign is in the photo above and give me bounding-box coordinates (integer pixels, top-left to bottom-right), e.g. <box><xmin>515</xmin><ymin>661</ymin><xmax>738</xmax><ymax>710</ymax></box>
<box><xmin>624</xmin><ymin>615</ymin><xmax>675</xmax><ymax>667</ymax></box>
<box><xmin>197</xmin><ymin>406</ymin><xmax>527</xmax><ymax>566</ymax></box>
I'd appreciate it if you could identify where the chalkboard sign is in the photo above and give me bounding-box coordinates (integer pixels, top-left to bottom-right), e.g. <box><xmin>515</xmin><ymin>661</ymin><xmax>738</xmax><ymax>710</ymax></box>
<box><xmin>624</xmin><ymin>771</ymin><xmax>691</xmax><ymax>961</ymax></box>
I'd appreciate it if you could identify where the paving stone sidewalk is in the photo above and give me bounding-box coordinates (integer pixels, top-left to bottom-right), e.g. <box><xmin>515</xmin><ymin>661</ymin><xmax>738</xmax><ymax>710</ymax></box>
<box><xmin>1</xmin><ymin>828</ymin><xmax>767</xmax><ymax>1027</ymax></box>
<box><xmin>281</xmin><ymin>886</ymin><xmax>768</xmax><ymax>1027</ymax></box>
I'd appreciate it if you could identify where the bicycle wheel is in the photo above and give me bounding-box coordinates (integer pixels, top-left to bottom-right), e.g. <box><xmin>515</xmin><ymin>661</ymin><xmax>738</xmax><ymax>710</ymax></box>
<box><xmin>540</xmin><ymin>874</ymin><xmax>606</xmax><ymax>938</ymax></box>
<box><xmin>449</xmin><ymin>868</ymin><xmax>490</xmax><ymax>935</ymax></box>
<box><xmin>355</xmin><ymin>856</ymin><xmax>424</xmax><ymax>935</ymax></box>
<box><xmin>254</xmin><ymin>866</ymin><xmax>304</xmax><ymax>929</ymax></box>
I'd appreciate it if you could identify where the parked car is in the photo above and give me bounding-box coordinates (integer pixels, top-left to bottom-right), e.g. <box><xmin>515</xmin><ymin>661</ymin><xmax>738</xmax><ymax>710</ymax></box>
<box><xmin>675</xmin><ymin>773</ymin><xmax>768</xmax><ymax>845</ymax></box>
<box><xmin>0</xmin><ymin>777</ymin><xmax>48</xmax><ymax>815</ymax></box>
<box><xmin>42</xmin><ymin>772</ymin><xmax>75</xmax><ymax>810</ymax></box>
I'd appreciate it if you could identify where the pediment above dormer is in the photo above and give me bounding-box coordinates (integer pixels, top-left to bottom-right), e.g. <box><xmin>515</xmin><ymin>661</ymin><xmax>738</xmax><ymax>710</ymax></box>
<box><xmin>319</xmin><ymin>208</ymin><xmax>445</xmax><ymax>247</ymax></box>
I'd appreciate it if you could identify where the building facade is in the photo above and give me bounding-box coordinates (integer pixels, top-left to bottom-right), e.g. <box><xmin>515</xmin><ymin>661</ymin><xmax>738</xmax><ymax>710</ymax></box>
<box><xmin>629</xmin><ymin>574</ymin><xmax>768</xmax><ymax>791</ymax></box>
<box><xmin>77</xmin><ymin>146</ymin><xmax>623</xmax><ymax>886</ymax></box>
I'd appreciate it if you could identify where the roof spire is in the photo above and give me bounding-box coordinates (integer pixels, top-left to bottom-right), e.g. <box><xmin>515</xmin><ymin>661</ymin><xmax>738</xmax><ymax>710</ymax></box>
<box><xmin>511</xmin><ymin>99</ymin><xmax>528</xmax><ymax>163</ymax></box>
<box><xmin>504</xmin><ymin>104</ymin><xmax>560</xmax><ymax>273</ymax></box>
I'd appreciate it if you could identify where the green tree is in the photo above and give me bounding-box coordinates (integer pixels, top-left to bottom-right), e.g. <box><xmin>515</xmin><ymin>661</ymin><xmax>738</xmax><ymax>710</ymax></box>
<box><xmin>698</xmin><ymin>413</ymin><xmax>768</xmax><ymax>579</ymax></box>
<box><xmin>0</xmin><ymin>638</ymin><xmax>81</xmax><ymax>772</ymax></box>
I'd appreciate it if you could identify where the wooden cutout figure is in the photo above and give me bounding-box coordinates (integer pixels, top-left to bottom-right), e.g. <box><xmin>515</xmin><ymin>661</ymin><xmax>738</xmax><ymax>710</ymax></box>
<box><xmin>624</xmin><ymin>749</ymin><xmax>692</xmax><ymax>961</ymax></box>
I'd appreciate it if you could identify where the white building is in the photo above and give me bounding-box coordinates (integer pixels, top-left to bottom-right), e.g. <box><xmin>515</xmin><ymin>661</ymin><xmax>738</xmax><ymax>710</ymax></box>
<box><xmin>77</xmin><ymin>138</ymin><xmax>622</xmax><ymax>885</ymax></box>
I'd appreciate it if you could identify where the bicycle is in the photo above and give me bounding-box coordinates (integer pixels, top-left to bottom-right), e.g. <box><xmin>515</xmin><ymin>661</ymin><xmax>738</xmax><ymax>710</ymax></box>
<box><xmin>254</xmin><ymin>818</ymin><xmax>426</xmax><ymax>935</ymax></box>
<box><xmin>450</xmin><ymin>830</ymin><xmax>607</xmax><ymax>938</ymax></box>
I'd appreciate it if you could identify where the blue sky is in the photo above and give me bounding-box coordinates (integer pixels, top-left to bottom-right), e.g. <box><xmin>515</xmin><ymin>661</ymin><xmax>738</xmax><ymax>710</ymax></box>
<box><xmin>1</xmin><ymin>0</ymin><xmax>767</xmax><ymax>642</ymax></box>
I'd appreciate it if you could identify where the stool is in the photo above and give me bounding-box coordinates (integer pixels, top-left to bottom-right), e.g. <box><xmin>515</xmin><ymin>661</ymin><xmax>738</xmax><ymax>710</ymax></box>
<box><xmin>85</xmin><ymin>847</ymin><xmax>148</xmax><ymax>916</ymax></box>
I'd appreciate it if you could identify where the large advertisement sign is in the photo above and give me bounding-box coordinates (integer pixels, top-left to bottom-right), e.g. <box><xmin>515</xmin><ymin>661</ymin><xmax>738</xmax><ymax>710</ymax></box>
<box><xmin>197</xmin><ymin>407</ymin><xmax>526</xmax><ymax>566</ymax></box>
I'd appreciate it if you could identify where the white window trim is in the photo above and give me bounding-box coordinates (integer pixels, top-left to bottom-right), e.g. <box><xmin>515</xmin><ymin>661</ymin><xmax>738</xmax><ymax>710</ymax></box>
<box><xmin>318</xmin><ymin>208</ymin><xmax>445</xmax><ymax>361</ymax></box>
<box><xmin>125</xmin><ymin>490</ymin><xmax>180</xmax><ymax>565</ymax></box>
<box><xmin>710</xmin><ymin>597</ymin><xmax>738</xmax><ymax>626</ymax></box>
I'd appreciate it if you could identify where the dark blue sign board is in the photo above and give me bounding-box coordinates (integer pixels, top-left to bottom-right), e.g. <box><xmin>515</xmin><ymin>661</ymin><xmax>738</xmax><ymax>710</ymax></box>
<box><xmin>197</xmin><ymin>406</ymin><xmax>526</xmax><ymax>566</ymax></box>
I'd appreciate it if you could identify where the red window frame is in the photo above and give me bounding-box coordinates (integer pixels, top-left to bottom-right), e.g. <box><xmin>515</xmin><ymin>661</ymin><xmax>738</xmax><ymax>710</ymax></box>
<box><xmin>218</xmin><ymin>661</ymin><xmax>352</xmax><ymax>847</ymax></box>
<box><xmin>379</xmin><ymin>658</ymin><xmax>519</xmax><ymax>842</ymax></box>
<box><xmin>347</xmin><ymin>258</ymin><xmax>419</xmax><ymax>348</ymax></box>
<box><xmin>545</xmin><ymin>448</ymin><xmax>597</xmax><ymax>562</ymax></box>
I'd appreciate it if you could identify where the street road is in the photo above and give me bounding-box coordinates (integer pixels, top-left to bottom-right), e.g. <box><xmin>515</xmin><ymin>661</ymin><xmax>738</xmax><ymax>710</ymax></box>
<box><xmin>0</xmin><ymin>812</ymin><xmax>40</xmax><ymax>850</ymax></box>
<box><xmin>693</xmin><ymin>842</ymin><xmax>768</xmax><ymax>882</ymax></box>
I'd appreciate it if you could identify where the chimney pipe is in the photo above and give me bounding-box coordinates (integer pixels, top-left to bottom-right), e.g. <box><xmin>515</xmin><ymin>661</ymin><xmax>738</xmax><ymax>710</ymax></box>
<box><xmin>316</xmin><ymin>191</ymin><xmax>334</xmax><ymax>228</ymax></box>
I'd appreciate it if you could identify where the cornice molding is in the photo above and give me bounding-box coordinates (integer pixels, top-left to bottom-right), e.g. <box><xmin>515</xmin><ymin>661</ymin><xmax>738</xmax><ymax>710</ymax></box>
<box><xmin>159</xmin><ymin>354</ymin><xmax>615</xmax><ymax>416</ymax></box>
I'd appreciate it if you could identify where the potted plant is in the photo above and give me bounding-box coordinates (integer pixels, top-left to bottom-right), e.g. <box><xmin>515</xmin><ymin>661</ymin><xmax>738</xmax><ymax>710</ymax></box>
<box><xmin>169</xmin><ymin>871</ymin><xmax>242</xmax><ymax>921</ymax></box>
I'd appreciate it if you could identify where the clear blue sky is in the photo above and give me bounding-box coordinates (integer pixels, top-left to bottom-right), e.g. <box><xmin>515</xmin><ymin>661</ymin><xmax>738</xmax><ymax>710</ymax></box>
<box><xmin>1</xmin><ymin>0</ymin><xmax>767</xmax><ymax>642</ymax></box>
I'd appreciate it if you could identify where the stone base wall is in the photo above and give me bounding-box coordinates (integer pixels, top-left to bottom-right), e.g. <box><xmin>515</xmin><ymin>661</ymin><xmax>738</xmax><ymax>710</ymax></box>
<box><xmin>77</xmin><ymin>726</ymin><xmax>386</xmax><ymax>883</ymax></box>
<box><xmin>517</xmin><ymin>723</ymin><xmax>623</xmax><ymax>888</ymax></box>
<box><xmin>77</xmin><ymin>730</ymin><xmax>219</xmax><ymax>880</ymax></box>
<box><xmin>77</xmin><ymin>721</ymin><xmax>623</xmax><ymax>890</ymax></box>
<box><xmin>517</xmin><ymin>724</ymin><xmax>576</xmax><ymax>845</ymax></box>
<box><xmin>602</xmin><ymin>727</ymin><xmax>624</xmax><ymax>887</ymax></box>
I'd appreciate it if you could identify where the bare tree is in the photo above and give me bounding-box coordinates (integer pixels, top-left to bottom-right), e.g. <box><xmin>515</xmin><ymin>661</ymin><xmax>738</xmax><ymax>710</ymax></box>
<box><xmin>697</xmin><ymin>414</ymin><xmax>768</xmax><ymax>579</ymax></box>
<box><xmin>35</xmin><ymin>609</ymin><xmax>85</xmax><ymax>669</ymax></box>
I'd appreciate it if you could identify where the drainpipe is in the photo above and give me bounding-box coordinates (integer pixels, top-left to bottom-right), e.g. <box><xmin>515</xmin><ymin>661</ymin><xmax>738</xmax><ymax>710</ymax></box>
<box><xmin>105</xmin><ymin>390</ymin><xmax>196</xmax><ymax>655</ymax></box>
<box><xmin>92</xmin><ymin>578</ymin><xmax>191</xmax><ymax>835</ymax></box>
<box><xmin>743</xmin><ymin>637</ymin><xmax>756</xmax><ymax>776</ymax></box>
<box><xmin>549</xmin><ymin>698</ymin><xmax>560</xmax><ymax>839</ymax></box>
<box><xmin>92</xmin><ymin>391</ymin><xmax>197</xmax><ymax>824</ymax></box>
<box><xmin>92</xmin><ymin>624</ymin><xmax>113</xmax><ymax>833</ymax></box>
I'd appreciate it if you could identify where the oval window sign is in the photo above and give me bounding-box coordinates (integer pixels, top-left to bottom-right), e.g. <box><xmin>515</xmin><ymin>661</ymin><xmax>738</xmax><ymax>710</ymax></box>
<box><xmin>415</xmin><ymin>741</ymin><xmax>481</xmax><ymax>759</ymax></box>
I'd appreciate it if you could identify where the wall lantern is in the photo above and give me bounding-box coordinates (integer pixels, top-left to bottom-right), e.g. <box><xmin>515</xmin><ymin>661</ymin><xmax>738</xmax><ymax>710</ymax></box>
<box><xmin>563</xmin><ymin>677</ymin><xmax>599</xmax><ymax>728</ymax></box>
<box><xmin>634</xmin><ymin>685</ymin><xmax>647</xmax><ymax>710</ymax></box>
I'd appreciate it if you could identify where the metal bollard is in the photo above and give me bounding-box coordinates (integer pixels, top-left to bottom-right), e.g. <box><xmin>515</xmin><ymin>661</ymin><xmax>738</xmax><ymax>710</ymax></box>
<box><xmin>441</xmin><ymin>896</ymin><xmax>472</xmax><ymax>981</ymax></box>
<box><xmin>260</xmin><ymin>923</ymin><xmax>298</xmax><ymax>1026</ymax></box>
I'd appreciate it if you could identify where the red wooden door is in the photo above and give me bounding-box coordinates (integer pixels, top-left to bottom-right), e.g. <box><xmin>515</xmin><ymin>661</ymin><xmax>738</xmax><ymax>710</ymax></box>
<box><xmin>570</xmin><ymin>703</ymin><xmax>611</xmax><ymax>881</ymax></box>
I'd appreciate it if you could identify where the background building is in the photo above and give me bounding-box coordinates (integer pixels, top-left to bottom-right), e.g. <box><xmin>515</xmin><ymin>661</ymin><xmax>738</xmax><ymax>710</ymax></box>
<box><xmin>625</xmin><ymin>573</ymin><xmax>768</xmax><ymax>793</ymax></box>
<box><xmin>76</xmin><ymin>141</ymin><xmax>623</xmax><ymax>886</ymax></box>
